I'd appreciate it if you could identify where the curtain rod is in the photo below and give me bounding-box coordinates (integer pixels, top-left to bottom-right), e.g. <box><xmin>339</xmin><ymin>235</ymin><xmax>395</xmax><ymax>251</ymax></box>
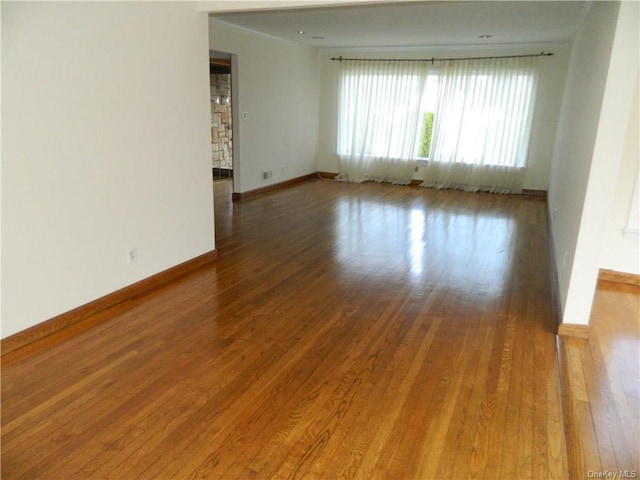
<box><xmin>330</xmin><ymin>51</ymin><xmax>554</xmax><ymax>64</ymax></box>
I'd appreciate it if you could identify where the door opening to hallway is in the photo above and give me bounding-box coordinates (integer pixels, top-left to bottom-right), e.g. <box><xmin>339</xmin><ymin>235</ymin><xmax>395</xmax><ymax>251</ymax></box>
<box><xmin>209</xmin><ymin>50</ymin><xmax>233</xmax><ymax>180</ymax></box>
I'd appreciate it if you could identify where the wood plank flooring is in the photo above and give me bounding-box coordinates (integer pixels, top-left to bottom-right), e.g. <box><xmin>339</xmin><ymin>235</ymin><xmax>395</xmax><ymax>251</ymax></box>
<box><xmin>559</xmin><ymin>278</ymin><xmax>640</xmax><ymax>478</ymax></box>
<box><xmin>2</xmin><ymin>178</ymin><xmax>570</xmax><ymax>479</ymax></box>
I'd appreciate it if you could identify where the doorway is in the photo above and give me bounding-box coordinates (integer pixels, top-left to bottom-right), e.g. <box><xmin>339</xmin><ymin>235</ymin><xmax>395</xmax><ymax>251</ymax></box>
<box><xmin>209</xmin><ymin>50</ymin><xmax>233</xmax><ymax>180</ymax></box>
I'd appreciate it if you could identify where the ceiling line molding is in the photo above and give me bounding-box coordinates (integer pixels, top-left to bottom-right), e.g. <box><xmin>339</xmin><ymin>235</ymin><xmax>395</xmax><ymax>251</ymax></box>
<box><xmin>197</xmin><ymin>0</ymin><xmax>425</xmax><ymax>14</ymax></box>
<box><xmin>319</xmin><ymin>41</ymin><xmax>572</xmax><ymax>55</ymax></box>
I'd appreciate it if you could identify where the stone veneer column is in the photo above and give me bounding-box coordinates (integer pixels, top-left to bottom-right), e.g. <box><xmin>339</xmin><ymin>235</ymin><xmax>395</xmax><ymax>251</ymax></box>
<box><xmin>210</xmin><ymin>74</ymin><xmax>233</xmax><ymax>172</ymax></box>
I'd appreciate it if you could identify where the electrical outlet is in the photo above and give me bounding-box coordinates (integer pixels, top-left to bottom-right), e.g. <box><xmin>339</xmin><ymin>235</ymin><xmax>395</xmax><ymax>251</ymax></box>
<box><xmin>280</xmin><ymin>166</ymin><xmax>285</xmax><ymax>176</ymax></box>
<box><xmin>262</xmin><ymin>170</ymin><xmax>272</xmax><ymax>181</ymax></box>
<box><xmin>242</xmin><ymin>111</ymin><xmax>248</xmax><ymax>120</ymax></box>
<box><xmin>127</xmin><ymin>246</ymin><xmax>138</xmax><ymax>264</ymax></box>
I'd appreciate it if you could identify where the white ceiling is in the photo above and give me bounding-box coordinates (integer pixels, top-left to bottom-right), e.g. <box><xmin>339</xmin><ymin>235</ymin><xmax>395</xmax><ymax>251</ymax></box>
<box><xmin>211</xmin><ymin>1</ymin><xmax>591</xmax><ymax>49</ymax></box>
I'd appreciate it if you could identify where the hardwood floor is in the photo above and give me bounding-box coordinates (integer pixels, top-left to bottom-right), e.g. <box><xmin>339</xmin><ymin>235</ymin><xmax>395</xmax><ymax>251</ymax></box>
<box><xmin>559</xmin><ymin>278</ymin><xmax>640</xmax><ymax>478</ymax></box>
<box><xmin>2</xmin><ymin>178</ymin><xmax>570</xmax><ymax>479</ymax></box>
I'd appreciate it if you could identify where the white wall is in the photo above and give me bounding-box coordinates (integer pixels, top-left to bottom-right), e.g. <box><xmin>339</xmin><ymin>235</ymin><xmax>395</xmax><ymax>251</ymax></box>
<box><xmin>316</xmin><ymin>44</ymin><xmax>570</xmax><ymax>191</ymax></box>
<box><xmin>601</xmin><ymin>78</ymin><xmax>640</xmax><ymax>275</ymax></box>
<box><xmin>208</xmin><ymin>18</ymin><xmax>320</xmax><ymax>193</ymax></box>
<box><xmin>549</xmin><ymin>1</ymin><xmax>639</xmax><ymax>325</ymax></box>
<box><xmin>2</xmin><ymin>2</ymin><xmax>214</xmax><ymax>338</ymax></box>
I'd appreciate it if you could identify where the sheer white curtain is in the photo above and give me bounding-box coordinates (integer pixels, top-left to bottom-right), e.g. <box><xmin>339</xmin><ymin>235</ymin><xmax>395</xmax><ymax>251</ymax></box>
<box><xmin>337</xmin><ymin>60</ymin><xmax>429</xmax><ymax>184</ymax></box>
<box><xmin>421</xmin><ymin>56</ymin><xmax>539</xmax><ymax>194</ymax></box>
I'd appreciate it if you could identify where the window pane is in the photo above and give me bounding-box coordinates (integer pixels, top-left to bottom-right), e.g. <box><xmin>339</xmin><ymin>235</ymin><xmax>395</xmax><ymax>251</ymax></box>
<box><xmin>416</xmin><ymin>74</ymin><xmax>438</xmax><ymax>159</ymax></box>
<box><xmin>418</xmin><ymin>112</ymin><xmax>434</xmax><ymax>158</ymax></box>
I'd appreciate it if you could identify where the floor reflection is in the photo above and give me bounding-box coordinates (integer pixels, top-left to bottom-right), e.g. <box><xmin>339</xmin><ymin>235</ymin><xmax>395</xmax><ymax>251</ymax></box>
<box><xmin>410</xmin><ymin>209</ymin><xmax>425</xmax><ymax>276</ymax></box>
<box><xmin>332</xmin><ymin>193</ymin><xmax>516</xmax><ymax>300</ymax></box>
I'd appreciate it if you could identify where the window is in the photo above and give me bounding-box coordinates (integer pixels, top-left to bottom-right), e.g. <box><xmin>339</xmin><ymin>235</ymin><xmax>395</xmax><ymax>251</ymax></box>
<box><xmin>337</xmin><ymin>71</ymin><xmax>426</xmax><ymax>159</ymax></box>
<box><xmin>337</xmin><ymin>56</ymin><xmax>540</xmax><ymax>192</ymax></box>
<box><xmin>424</xmin><ymin>57</ymin><xmax>539</xmax><ymax>193</ymax></box>
<box><xmin>337</xmin><ymin>60</ymin><xmax>429</xmax><ymax>184</ymax></box>
<box><xmin>416</xmin><ymin>74</ymin><xmax>438</xmax><ymax>159</ymax></box>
